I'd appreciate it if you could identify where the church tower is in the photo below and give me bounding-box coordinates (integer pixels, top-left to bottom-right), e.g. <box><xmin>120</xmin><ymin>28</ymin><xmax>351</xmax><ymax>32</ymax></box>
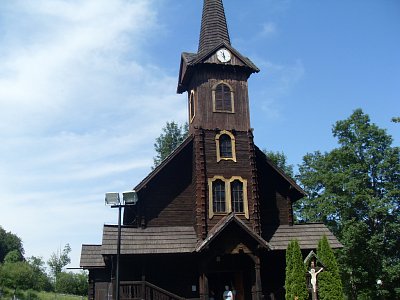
<box><xmin>177</xmin><ymin>0</ymin><xmax>259</xmax><ymax>133</ymax></box>
<box><xmin>178</xmin><ymin>0</ymin><xmax>261</xmax><ymax>238</ymax></box>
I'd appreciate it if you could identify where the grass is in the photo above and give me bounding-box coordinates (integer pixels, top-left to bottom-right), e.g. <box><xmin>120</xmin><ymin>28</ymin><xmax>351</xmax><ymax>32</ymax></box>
<box><xmin>0</xmin><ymin>288</ymin><xmax>85</xmax><ymax>300</ymax></box>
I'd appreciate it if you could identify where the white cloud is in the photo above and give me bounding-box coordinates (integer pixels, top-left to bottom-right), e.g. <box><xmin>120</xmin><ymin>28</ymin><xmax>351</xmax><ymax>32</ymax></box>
<box><xmin>260</xmin><ymin>22</ymin><xmax>277</xmax><ymax>37</ymax></box>
<box><xmin>0</xmin><ymin>0</ymin><xmax>187</xmax><ymax>269</ymax></box>
<box><xmin>251</xmin><ymin>59</ymin><xmax>305</xmax><ymax>119</ymax></box>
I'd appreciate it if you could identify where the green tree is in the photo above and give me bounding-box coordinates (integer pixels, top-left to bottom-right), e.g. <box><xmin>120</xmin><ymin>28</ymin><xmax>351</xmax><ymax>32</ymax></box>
<box><xmin>285</xmin><ymin>240</ymin><xmax>294</xmax><ymax>300</ymax></box>
<box><xmin>0</xmin><ymin>261</ymin><xmax>35</xmax><ymax>291</ymax></box>
<box><xmin>263</xmin><ymin>150</ymin><xmax>294</xmax><ymax>177</ymax></box>
<box><xmin>56</xmin><ymin>271</ymin><xmax>88</xmax><ymax>296</ymax></box>
<box><xmin>47</xmin><ymin>244</ymin><xmax>71</xmax><ymax>290</ymax></box>
<box><xmin>0</xmin><ymin>226</ymin><xmax>24</xmax><ymax>263</ymax></box>
<box><xmin>317</xmin><ymin>235</ymin><xmax>343</xmax><ymax>300</ymax></box>
<box><xmin>391</xmin><ymin>117</ymin><xmax>400</xmax><ymax>123</ymax></box>
<box><xmin>3</xmin><ymin>249</ymin><xmax>23</xmax><ymax>264</ymax></box>
<box><xmin>27</xmin><ymin>256</ymin><xmax>52</xmax><ymax>291</ymax></box>
<box><xmin>285</xmin><ymin>240</ymin><xmax>308</xmax><ymax>300</ymax></box>
<box><xmin>153</xmin><ymin>121</ymin><xmax>188</xmax><ymax>168</ymax></box>
<box><xmin>296</xmin><ymin>109</ymin><xmax>400</xmax><ymax>299</ymax></box>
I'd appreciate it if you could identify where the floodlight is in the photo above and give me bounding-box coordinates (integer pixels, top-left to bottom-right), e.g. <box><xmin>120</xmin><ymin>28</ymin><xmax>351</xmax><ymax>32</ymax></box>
<box><xmin>122</xmin><ymin>190</ymin><xmax>138</xmax><ymax>205</ymax></box>
<box><xmin>105</xmin><ymin>192</ymin><xmax>120</xmax><ymax>206</ymax></box>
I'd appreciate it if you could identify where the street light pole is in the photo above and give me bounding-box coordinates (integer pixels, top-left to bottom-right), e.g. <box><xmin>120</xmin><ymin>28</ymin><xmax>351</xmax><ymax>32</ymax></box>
<box><xmin>105</xmin><ymin>191</ymin><xmax>138</xmax><ymax>300</ymax></box>
<box><xmin>116</xmin><ymin>204</ymin><xmax>122</xmax><ymax>300</ymax></box>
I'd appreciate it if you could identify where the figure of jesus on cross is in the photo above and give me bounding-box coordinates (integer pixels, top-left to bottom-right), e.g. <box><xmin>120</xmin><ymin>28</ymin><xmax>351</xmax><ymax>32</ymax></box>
<box><xmin>308</xmin><ymin>260</ymin><xmax>323</xmax><ymax>299</ymax></box>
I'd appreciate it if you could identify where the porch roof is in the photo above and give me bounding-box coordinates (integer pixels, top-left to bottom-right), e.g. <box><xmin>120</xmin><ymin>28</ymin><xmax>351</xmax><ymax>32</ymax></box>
<box><xmin>80</xmin><ymin>244</ymin><xmax>105</xmax><ymax>268</ymax></box>
<box><xmin>196</xmin><ymin>213</ymin><xmax>272</xmax><ymax>252</ymax></box>
<box><xmin>102</xmin><ymin>225</ymin><xmax>198</xmax><ymax>255</ymax></box>
<box><xmin>267</xmin><ymin>223</ymin><xmax>343</xmax><ymax>250</ymax></box>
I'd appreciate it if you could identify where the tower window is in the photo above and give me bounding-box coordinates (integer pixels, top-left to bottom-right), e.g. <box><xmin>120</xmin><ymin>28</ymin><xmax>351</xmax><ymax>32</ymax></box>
<box><xmin>215</xmin><ymin>130</ymin><xmax>236</xmax><ymax>162</ymax></box>
<box><xmin>231</xmin><ymin>180</ymin><xmax>244</xmax><ymax>213</ymax></box>
<box><xmin>219</xmin><ymin>134</ymin><xmax>232</xmax><ymax>158</ymax></box>
<box><xmin>212</xmin><ymin>82</ymin><xmax>234</xmax><ymax>113</ymax></box>
<box><xmin>212</xmin><ymin>179</ymin><xmax>226</xmax><ymax>213</ymax></box>
<box><xmin>189</xmin><ymin>90</ymin><xmax>195</xmax><ymax>122</ymax></box>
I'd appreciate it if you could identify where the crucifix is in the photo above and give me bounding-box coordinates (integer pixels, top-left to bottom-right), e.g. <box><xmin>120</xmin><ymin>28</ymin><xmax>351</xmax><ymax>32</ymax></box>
<box><xmin>308</xmin><ymin>260</ymin><xmax>323</xmax><ymax>300</ymax></box>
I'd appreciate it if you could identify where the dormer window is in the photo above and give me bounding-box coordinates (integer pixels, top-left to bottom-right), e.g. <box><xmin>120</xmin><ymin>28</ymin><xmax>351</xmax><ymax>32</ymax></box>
<box><xmin>212</xmin><ymin>82</ymin><xmax>234</xmax><ymax>113</ymax></box>
<box><xmin>216</xmin><ymin>130</ymin><xmax>236</xmax><ymax>162</ymax></box>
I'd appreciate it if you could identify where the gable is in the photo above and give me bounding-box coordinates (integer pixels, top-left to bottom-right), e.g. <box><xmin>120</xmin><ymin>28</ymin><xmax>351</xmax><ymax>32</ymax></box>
<box><xmin>255</xmin><ymin>146</ymin><xmax>305</xmax><ymax>201</ymax></box>
<box><xmin>197</xmin><ymin>214</ymin><xmax>271</xmax><ymax>253</ymax></box>
<box><xmin>123</xmin><ymin>136</ymin><xmax>195</xmax><ymax>227</ymax></box>
<box><xmin>177</xmin><ymin>43</ymin><xmax>259</xmax><ymax>94</ymax></box>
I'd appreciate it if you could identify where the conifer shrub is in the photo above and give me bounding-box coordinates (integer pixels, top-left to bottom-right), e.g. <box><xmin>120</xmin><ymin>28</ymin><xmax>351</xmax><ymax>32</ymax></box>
<box><xmin>285</xmin><ymin>240</ymin><xmax>309</xmax><ymax>300</ymax></box>
<box><xmin>317</xmin><ymin>235</ymin><xmax>344</xmax><ymax>300</ymax></box>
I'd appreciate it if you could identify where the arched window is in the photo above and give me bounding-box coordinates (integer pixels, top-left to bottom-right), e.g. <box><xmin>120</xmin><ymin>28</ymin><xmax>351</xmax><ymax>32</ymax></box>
<box><xmin>212</xmin><ymin>179</ymin><xmax>226</xmax><ymax>213</ymax></box>
<box><xmin>212</xmin><ymin>82</ymin><xmax>234</xmax><ymax>113</ymax></box>
<box><xmin>189</xmin><ymin>90</ymin><xmax>195</xmax><ymax>122</ymax></box>
<box><xmin>219</xmin><ymin>134</ymin><xmax>232</xmax><ymax>158</ymax></box>
<box><xmin>231</xmin><ymin>180</ymin><xmax>244</xmax><ymax>213</ymax></box>
<box><xmin>208</xmin><ymin>176</ymin><xmax>249</xmax><ymax>219</ymax></box>
<box><xmin>215</xmin><ymin>130</ymin><xmax>236</xmax><ymax>162</ymax></box>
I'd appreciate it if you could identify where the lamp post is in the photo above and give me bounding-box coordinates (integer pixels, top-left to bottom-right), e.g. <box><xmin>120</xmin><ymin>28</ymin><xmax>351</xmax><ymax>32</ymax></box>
<box><xmin>105</xmin><ymin>191</ymin><xmax>138</xmax><ymax>300</ymax></box>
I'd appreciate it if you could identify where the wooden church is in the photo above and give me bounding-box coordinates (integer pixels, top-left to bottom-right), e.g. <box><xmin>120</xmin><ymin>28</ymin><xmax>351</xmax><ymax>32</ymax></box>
<box><xmin>80</xmin><ymin>1</ymin><xmax>341</xmax><ymax>299</ymax></box>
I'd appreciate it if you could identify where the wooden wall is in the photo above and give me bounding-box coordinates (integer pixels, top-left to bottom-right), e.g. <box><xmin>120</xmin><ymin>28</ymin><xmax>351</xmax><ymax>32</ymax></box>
<box><xmin>129</xmin><ymin>142</ymin><xmax>196</xmax><ymax>228</ymax></box>
<box><xmin>255</xmin><ymin>149</ymin><xmax>294</xmax><ymax>239</ymax></box>
<box><xmin>201</xmin><ymin>129</ymin><xmax>256</xmax><ymax>229</ymax></box>
<box><xmin>189</xmin><ymin>67</ymin><xmax>251</xmax><ymax>132</ymax></box>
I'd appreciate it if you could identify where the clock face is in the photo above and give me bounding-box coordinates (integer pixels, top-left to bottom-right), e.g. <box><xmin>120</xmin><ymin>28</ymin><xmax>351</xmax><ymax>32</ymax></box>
<box><xmin>217</xmin><ymin>48</ymin><xmax>231</xmax><ymax>63</ymax></box>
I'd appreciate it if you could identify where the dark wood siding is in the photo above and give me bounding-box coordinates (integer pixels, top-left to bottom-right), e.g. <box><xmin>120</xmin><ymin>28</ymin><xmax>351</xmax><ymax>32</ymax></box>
<box><xmin>255</xmin><ymin>149</ymin><xmax>294</xmax><ymax>238</ymax></box>
<box><xmin>201</xmin><ymin>130</ymin><xmax>255</xmax><ymax>229</ymax></box>
<box><xmin>189</xmin><ymin>67</ymin><xmax>251</xmax><ymax>132</ymax></box>
<box><xmin>134</xmin><ymin>142</ymin><xmax>196</xmax><ymax>227</ymax></box>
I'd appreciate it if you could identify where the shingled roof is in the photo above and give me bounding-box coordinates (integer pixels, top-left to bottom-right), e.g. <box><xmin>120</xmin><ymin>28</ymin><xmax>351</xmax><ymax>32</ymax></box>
<box><xmin>80</xmin><ymin>244</ymin><xmax>105</xmax><ymax>268</ymax></box>
<box><xmin>198</xmin><ymin>0</ymin><xmax>230</xmax><ymax>55</ymax></box>
<box><xmin>101</xmin><ymin>225</ymin><xmax>198</xmax><ymax>255</ymax></box>
<box><xmin>267</xmin><ymin>224</ymin><xmax>343</xmax><ymax>250</ymax></box>
<box><xmin>197</xmin><ymin>213</ymin><xmax>271</xmax><ymax>252</ymax></box>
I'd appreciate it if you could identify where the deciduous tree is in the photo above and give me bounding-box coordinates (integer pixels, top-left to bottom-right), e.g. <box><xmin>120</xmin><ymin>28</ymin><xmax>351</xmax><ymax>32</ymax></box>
<box><xmin>263</xmin><ymin>150</ymin><xmax>294</xmax><ymax>177</ymax></box>
<box><xmin>0</xmin><ymin>226</ymin><xmax>24</xmax><ymax>263</ymax></box>
<box><xmin>0</xmin><ymin>261</ymin><xmax>35</xmax><ymax>291</ymax></box>
<box><xmin>47</xmin><ymin>244</ymin><xmax>71</xmax><ymax>290</ymax></box>
<box><xmin>153</xmin><ymin>121</ymin><xmax>188</xmax><ymax>168</ymax></box>
<box><xmin>296</xmin><ymin>109</ymin><xmax>400</xmax><ymax>299</ymax></box>
<box><xmin>56</xmin><ymin>271</ymin><xmax>88</xmax><ymax>296</ymax></box>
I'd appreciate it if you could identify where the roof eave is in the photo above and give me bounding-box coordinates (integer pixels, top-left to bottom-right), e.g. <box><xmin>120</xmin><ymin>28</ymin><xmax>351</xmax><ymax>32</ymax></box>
<box><xmin>134</xmin><ymin>135</ymin><xmax>194</xmax><ymax>191</ymax></box>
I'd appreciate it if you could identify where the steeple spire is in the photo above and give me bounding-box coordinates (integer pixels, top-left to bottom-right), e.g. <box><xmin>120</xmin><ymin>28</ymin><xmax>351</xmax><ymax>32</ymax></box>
<box><xmin>198</xmin><ymin>0</ymin><xmax>231</xmax><ymax>54</ymax></box>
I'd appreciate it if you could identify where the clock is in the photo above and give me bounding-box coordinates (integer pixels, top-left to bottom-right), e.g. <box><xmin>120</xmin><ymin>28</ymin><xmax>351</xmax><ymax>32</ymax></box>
<box><xmin>217</xmin><ymin>48</ymin><xmax>231</xmax><ymax>63</ymax></box>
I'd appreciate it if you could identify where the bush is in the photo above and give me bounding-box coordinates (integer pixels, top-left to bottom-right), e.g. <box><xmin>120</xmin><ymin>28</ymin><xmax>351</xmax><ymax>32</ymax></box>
<box><xmin>317</xmin><ymin>235</ymin><xmax>343</xmax><ymax>300</ymax></box>
<box><xmin>285</xmin><ymin>240</ymin><xmax>309</xmax><ymax>300</ymax></box>
<box><xmin>56</xmin><ymin>272</ymin><xmax>88</xmax><ymax>296</ymax></box>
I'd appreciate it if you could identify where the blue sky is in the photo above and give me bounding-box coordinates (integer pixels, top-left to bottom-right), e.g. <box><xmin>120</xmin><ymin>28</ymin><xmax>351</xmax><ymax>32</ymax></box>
<box><xmin>0</xmin><ymin>0</ymin><xmax>399</xmax><ymax>270</ymax></box>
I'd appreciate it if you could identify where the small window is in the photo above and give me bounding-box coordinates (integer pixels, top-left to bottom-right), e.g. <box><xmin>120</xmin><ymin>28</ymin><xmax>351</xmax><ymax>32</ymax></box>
<box><xmin>231</xmin><ymin>180</ymin><xmax>244</xmax><ymax>213</ymax></box>
<box><xmin>212</xmin><ymin>82</ymin><xmax>234</xmax><ymax>113</ymax></box>
<box><xmin>219</xmin><ymin>134</ymin><xmax>232</xmax><ymax>158</ymax></box>
<box><xmin>189</xmin><ymin>90</ymin><xmax>195</xmax><ymax>122</ymax></box>
<box><xmin>212</xmin><ymin>179</ymin><xmax>226</xmax><ymax>213</ymax></box>
<box><xmin>215</xmin><ymin>130</ymin><xmax>236</xmax><ymax>162</ymax></box>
